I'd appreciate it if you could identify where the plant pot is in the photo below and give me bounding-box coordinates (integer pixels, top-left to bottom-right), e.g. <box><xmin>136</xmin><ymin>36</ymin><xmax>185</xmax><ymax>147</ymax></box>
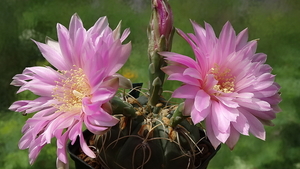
<box><xmin>68</xmin><ymin>128</ymin><xmax>220</xmax><ymax>169</ymax></box>
<box><xmin>67</xmin><ymin>130</ymin><xmax>98</xmax><ymax>169</ymax></box>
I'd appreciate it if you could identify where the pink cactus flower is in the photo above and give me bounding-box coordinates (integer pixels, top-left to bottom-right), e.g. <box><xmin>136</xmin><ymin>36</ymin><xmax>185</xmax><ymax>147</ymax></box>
<box><xmin>9</xmin><ymin>14</ymin><xmax>131</xmax><ymax>168</ymax></box>
<box><xmin>161</xmin><ymin>21</ymin><xmax>281</xmax><ymax>149</ymax></box>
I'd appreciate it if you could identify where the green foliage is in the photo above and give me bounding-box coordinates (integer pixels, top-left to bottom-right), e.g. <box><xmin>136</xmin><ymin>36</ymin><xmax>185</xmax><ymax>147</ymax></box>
<box><xmin>0</xmin><ymin>112</ymin><xmax>59</xmax><ymax>169</ymax></box>
<box><xmin>1</xmin><ymin>0</ymin><xmax>300</xmax><ymax>168</ymax></box>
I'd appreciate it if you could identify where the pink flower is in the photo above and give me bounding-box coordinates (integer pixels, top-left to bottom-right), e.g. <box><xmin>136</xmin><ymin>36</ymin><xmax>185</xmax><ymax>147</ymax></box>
<box><xmin>161</xmin><ymin>21</ymin><xmax>281</xmax><ymax>149</ymax></box>
<box><xmin>9</xmin><ymin>14</ymin><xmax>131</xmax><ymax>168</ymax></box>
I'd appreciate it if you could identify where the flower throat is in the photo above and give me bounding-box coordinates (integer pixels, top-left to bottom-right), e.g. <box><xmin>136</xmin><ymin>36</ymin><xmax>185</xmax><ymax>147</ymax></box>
<box><xmin>52</xmin><ymin>67</ymin><xmax>91</xmax><ymax>112</ymax></box>
<box><xmin>210</xmin><ymin>63</ymin><xmax>235</xmax><ymax>95</ymax></box>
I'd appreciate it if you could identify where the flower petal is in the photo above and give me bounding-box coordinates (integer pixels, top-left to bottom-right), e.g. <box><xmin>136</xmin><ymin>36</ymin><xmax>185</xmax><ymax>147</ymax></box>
<box><xmin>172</xmin><ymin>85</ymin><xmax>199</xmax><ymax>99</ymax></box>
<box><xmin>240</xmin><ymin>108</ymin><xmax>266</xmax><ymax>140</ymax></box>
<box><xmin>33</xmin><ymin>41</ymin><xmax>71</xmax><ymax>70</ymax></box>
<box><xmin>194</xmin><ymin>90</ymin><xmax>211</xmax><ymax>112</ymax></box>
<box><xmin>225</xmin><ymin>126</ymin><xmax>240</xmax><ymax>150</ymax></box>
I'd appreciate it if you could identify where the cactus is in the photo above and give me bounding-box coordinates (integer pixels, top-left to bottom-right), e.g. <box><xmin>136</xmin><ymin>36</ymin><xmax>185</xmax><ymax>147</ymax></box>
<box><xmin>85</xmin><ymin>0</ymin><xmax>220</xmax><ymax>168</ymax></box>
<box><xmin>92</xmin><ymin>94</ymin><xmax>219</xmax><ymax>169</ymax></box>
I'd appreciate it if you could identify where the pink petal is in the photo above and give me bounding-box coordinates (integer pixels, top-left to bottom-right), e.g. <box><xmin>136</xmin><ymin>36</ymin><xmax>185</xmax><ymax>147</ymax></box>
<box><xmin>28</xmin><ymin>145</ymin><xmax>43</xmax><ymax>164</ymax></box>
<box><xmin>87</xmin><ymin>16</ymin><xmax>108</xmax><ymax>38</ymax></box>
<box><xmin>69</xmin><ymin>13</ymin><xmax>84</xmax><ymax>43</ymax></box>
<box><xmin>172</xmin><ymin>85</ymin><xmax>199</xmax><ymax>99</ymax></box>
<box><xmin>85</xmin><ymin>110</ymin><xmax>119</xmax><ymax>127</ymax></box>
<box><xmin>68</xmin><ymin>120</ymin><xmax>82</xmax><ymax>144</ymax></box>
<box><xmin>160</xmin><ymin>52</ymin><xmax>199</xmax><ymax>69</ymax></box>
<box><xmin>18</xmin><ymin>81</ymin><xmax>54</xmax><ymax>96</ymax></box>
<box><xmin>240</xmin><ymin>108</ymin><xmax>266</xmax><ymax>140</ymax></box>
<box><xmin>190</xmin><ymin>21</ymin><xmax>206</xmax><ymax>44</ymax></box>
<box><xmin>194</xmin><ymin>90</ymin><xmax>211</xmax><ymax>112</ymax></box>
<box><xmin>19</xmin><ymin>130</ymin><xmax>34</xmax><ymax>149</ymax></box>
<box><xmin>252</xmin><ymin>53</ymin><xmax>267</xmax><ymax>63</ymax></box>
<box><xmin>79</xmin><ymin>132</ymin><xmax>96</xmax><ymax>158</ymax></box>
<box><xmin>252</xmin><ymin>84</ymin><xmax>280</xmax><ymax>98</ymax></box>
<box><xmin>46</xmin><ymin>38</ymin><xmax>62</xmax><ymax>54</ymax></box>
<box><xmin>56</xmin><ymin>158</ymin><xmax>69</xmax><ymax>169</ymax></box>
<box><xmin>232</xmin><ymin>112</ymin><xmax>250</xmax><ymax>135</ymax></box>
<box><xmin>73</xmin><ymin>27</ymin><xmax>87</xmax><ymax>67</ymax></box>
<box><xmin>235</xmin><ymin>28</ymin><xmax>248</xmax><ymax>51</ymax></box>
<box><xmin>254</xmin><ymin>73</ymin><xmax>275</xmax><ymax>90</ymax></box>
<box><xmin>9</xmin><ymin>100</ymin><xmax>30</xmax><ymax>112</ymax></box>
<box><xmin>216</xmin><ymin>96</ymin><xmax>240</xmax><ymax>108</ymax></box>
<box><xmin>219</xmin><ymin>21</ymin><xmax>236</xmax><ymax>57</ymax></box>
<box><xmin>57</xmin><ymin>24</ymin><xmax>74</xmax><ymax>65</ymax></box>
<box><xmin>107</xmin><ymin>42</ymin><xmax>132</xmax><ymax>75</ymax></box>
<box><xmin>211</xmin><ymin>101</ymin><xmax>231</xmax><ymax>133</ymax></box>
<box><xmin>203</xmin><ymin>22</ymin><xmax>217</xmax><ymax>50</ymax></box>
<box><xmin>120</xmin><ymin>28</ymin><xmax>130</xmax><ymax>42</ymax></box>
<box><xmin>183</xmin><ymin>67</ymin><xmax>202</xmax><ymax>80</ymax></box>
<box><xmin>237</xmin><ymin>98</ymin><xmax>272</xmax><ymax>111</ymax></box>
<box><xmin>204</xmin><ymin>74</ymin><xmax>218</xmax><ymax>93</ymax></box>
<box><xmin>10</xmin><ymin>74</ymin><xmax>31</xmax><ymax>86</ymax></box>
<box><xmin>161</xmin><ymin>65</ymin><xmax>186</xmax><ymax>75</ymax></box>
<box><xmin>167</xmin><ymin>73</ymin><xmax>199</xmax><ymax>86</ymax></box>
<box><xmin>176</xmin><ymin>28</ymin><xmax>197</xmax><ymax>49</ymax></box>
<box><xmin>212</xmin><ymin>126</ymin><xmax>230</xmax><ymax>143</ymax></box>
<box><xmin>205</xmin><ymin>114</ymin><xmax>221</xmax><ymax>149</ymax></box>
<box><xmin>24</xmin><ymin>66</ymin><xmax>60</xmax><ymax>85</ymax></box>
<box><xmin>91</xmin><ymin>88</ymin><xmax>117</xmax><ymax>103</ymax></box>
<box><xmin>191</xmin><ymin>104</ymin><xmax>210</xmax><ymax>124</ymax></box>
<box><xmin>33</xmin><ymin>40</ymin><xmax>70</xmax><ymax>70</ymax></box>
<box><xmin>82</xmin><ymin>98</ymin><xmax>101</xmax><ymax>115</ymax></box>
<box><xmin>56</xmin><ymin>131</ymin><xmax>69</xmax><ymax>164</ymax></box>
<box><xmin>225</xmin><ymin>126</ymin><xmax>240</xmax><ymax>150</ymax></box>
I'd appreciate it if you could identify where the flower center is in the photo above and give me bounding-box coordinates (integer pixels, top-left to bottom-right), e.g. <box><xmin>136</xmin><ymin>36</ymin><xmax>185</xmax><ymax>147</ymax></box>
<box><xmin>210</xmin><ymin>64</ymin><xmax>235</xmax><ymax>95</ymax></box>
<box><xmin>52</xmin><ymin>68</ymin><xmax>91</xmax><ymax>113</ymax></box>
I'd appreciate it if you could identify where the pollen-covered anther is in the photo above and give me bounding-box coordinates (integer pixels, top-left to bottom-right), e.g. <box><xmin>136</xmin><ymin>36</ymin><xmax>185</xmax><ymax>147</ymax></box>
<box><xmin>210</xmin><ymin>64</ymin><xmax>235</xmax><ymax>95</ymax></box>
<box><xmin>52</xmin><ymin>68</ymin><xmax>91</xmax><ymax>112</ymax></box>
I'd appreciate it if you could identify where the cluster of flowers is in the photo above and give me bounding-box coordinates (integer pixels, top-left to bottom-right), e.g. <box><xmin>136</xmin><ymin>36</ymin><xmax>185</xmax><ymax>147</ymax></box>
<box><xmin>9</xmin><ymin>9</ymin><xmax>280</xmax><ymax>169</ymax></box>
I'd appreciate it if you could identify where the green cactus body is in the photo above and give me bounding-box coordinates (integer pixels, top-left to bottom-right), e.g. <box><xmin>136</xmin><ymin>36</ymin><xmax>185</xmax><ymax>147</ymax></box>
<box><xmin>91</xmin><ymin>0</ymin><xmax>221</xmax><ymax>166</ymax></box>
<box><xmin>94</xmin><ymin>100</ymin><xmax>218</xmax><ymax>169</ymax></box>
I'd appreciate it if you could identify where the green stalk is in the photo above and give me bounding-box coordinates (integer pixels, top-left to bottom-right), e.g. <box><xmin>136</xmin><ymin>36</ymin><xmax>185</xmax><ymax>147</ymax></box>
<box><xmin>147</xmin><ymin>0</ymin><xmax>174</xmax><ymax>106</ymax></box>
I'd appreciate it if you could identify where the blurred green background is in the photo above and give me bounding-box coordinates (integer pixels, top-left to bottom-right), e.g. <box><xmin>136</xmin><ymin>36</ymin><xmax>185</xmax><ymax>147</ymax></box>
<box><xmin>1</xmin><ymin>0</ymin><xmax>300</xmax><ymax>168</ymax></box>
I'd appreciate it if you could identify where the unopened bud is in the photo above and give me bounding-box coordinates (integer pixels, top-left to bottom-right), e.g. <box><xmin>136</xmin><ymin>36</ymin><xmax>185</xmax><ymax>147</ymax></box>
<box><xmin>148</xmin><ymin>0</ymin><xmax>174</xmax><ymax>51</ymax></box>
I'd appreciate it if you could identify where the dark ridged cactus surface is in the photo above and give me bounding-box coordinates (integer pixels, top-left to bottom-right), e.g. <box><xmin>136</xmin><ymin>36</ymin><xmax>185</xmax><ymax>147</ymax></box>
<box><xmin>93</xmin><ymin>95</ymin><xmax>219</xmax><ymax>169</ymax></box>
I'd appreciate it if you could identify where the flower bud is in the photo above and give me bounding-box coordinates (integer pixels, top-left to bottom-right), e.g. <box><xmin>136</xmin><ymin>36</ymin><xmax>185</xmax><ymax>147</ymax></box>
<box><xmin>147</xmin><ymin>0</ymin><xmax>174</xmax><ymax>106</ymax></box>
<box><xmin>148</xmin><ymin>0</ymin><xmax>174</xmax><ymax>51</ymax></box>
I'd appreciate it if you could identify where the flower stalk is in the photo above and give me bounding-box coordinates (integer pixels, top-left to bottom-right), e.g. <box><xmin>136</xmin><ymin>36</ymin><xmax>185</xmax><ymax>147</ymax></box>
<box><xmin>148</xmin><ymin>0</ymin><xmax>174</xmax><ymax>106</ymax></box>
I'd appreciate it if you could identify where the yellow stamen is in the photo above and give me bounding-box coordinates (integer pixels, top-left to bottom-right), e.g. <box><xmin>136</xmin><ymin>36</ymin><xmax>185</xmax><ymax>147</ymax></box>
<box><xmin>210</xmin><ymin>63</ymin><xmax>235</xmax><ymax>95</ymax></box>
<box><xmin>52</xmin><ymin>68</ymin><xmax>91</xmax><ymax>113</ymax></box>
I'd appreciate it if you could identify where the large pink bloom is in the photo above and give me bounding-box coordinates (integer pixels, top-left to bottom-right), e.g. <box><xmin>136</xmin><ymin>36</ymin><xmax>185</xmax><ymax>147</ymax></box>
<box><xmin>161</xmin><ymin>21</ymin><xmax>281</xmax><ymax>149</ymax></box>
<box><xmin>9</xmin><ymin>14</ymin><xmax>131</xmax><ymax>168</ymax></box>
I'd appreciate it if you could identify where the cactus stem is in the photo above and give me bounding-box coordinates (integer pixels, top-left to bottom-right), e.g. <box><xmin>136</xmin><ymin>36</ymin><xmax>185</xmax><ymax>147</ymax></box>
<box><xmin>170</xmin><ymin>103</ymin><xmax>188</xmax><ymax>128</ymax></box>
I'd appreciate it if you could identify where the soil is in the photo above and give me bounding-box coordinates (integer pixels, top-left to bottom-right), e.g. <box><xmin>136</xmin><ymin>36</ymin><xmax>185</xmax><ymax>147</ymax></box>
<box><xmin>76</xmin><ymin>135</ymin><xmax>102</xmax><ymax>169</ymax></box>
